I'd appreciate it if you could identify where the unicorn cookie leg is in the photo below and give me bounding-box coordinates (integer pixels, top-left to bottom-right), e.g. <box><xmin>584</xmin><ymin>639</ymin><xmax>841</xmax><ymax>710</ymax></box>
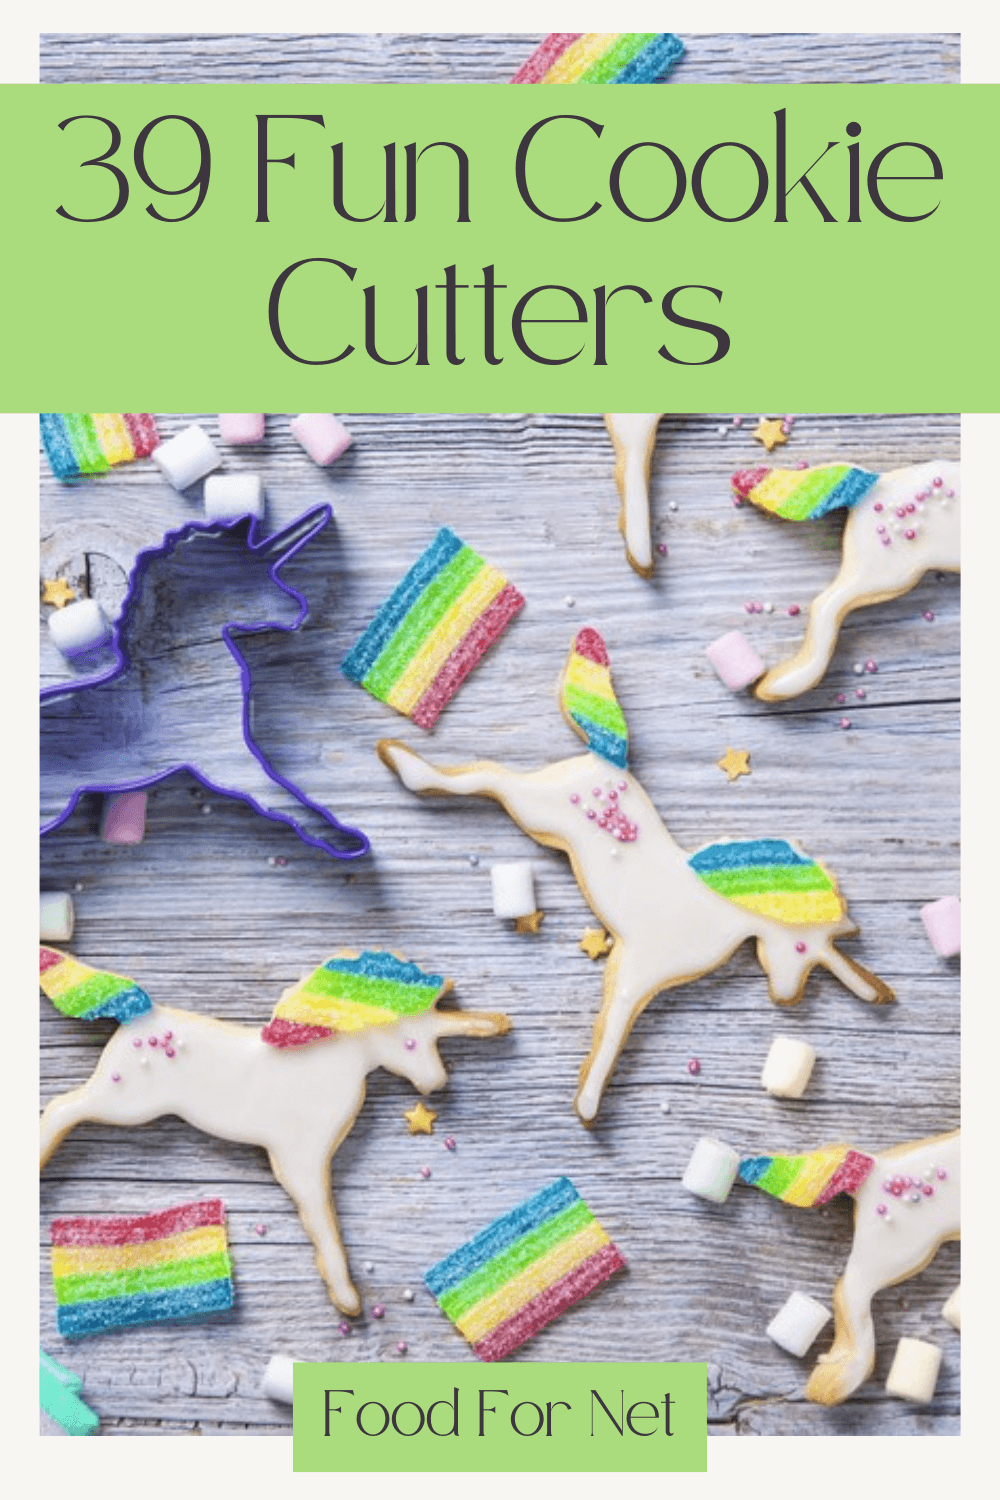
<box><xmin>737</xmin><ymin>1130</ymin><xmax>960</xmax><ymax>1404</ymax></box>
<box><xmin>731</xmin><ymin>461</ymin><xmax>960</xmax><ymax>701</ymax></box>
<box><xmin>604</xmin><ymin>414</ymin><xmax>665</xmax><ymax>576</ymax></box>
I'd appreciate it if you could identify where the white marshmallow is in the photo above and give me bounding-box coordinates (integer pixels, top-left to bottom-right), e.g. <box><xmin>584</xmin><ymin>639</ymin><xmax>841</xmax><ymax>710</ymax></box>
<box><xmin>766</xmin><ymin>1291</ymin><xmax>831</xmax><ymax>1357</ymax></box>
<box><xmin>681</xmin><ymin>1136</ymin><xmax>740</xmax><ymax>1203</ymax></box>
<box><xmin>40</xmin><ymin>892</ymin><xmax>74</xmax><ymax>943</ymax></box>
<box><xmin>48</xmin><ymin>598</ymin><xmax>111</xmax><ymax>656</ymax></box>
<box><xmin>261</xmin><ymin>1354</ymin><xmax>295</xmax><ymax>1405</ymax></box>
<box><xmin>491</xmin><ymin>861</ymin><xmax>536</xmax><ymax>919</ymax></box>
<box><xmin>885</xmin><ymin>1337</ymin><xmax>943</xmax><ymax>1403</ymax></box>
<box><xmin>203</xmin><ymin>473</ymin><xmax>265</xmax><ymax>522</ymax></box>
<box><xmin>941</xmin><ymin>1284</ymin><xmax>961</xmax><ymax>1332</ymax></box>
<box><xmin>760</xmin><ymin>1035</ymin><xmax>817</xmax><ymax>1098</ymax></box>
<box><xmin>151</xmin><ymin>425</ymin><xmax>221</xmax><ymax>490</ymax></box>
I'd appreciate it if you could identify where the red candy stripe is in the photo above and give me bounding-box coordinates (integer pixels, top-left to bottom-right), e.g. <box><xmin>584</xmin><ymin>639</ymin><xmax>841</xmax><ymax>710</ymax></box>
<box><xmin>471</xmin><ymin>1242</ymin><xmax>627</xmax><ymax>1362</ymax></box>
<box><xmin>51</xmin><ymin>1198</ymin><xmax>225</xmax><ymax>1247</ymax></box>
<box><xmin>572</xmin><ymin>627</ymin><xmax>610</xmax><ymax>668</ymax></box>
<box><xmin>510</xmin><ymin>33</ymin><xmax>582</xmax><ymax>84</ymax></box>
<box><xmin>261</xmin><ymin>1017</ymin><xmax>335</xmax><ymax>1048</ymax></box>
<box><xmin>731</xmin><ymin>467</ymin><xmax>771</xmax><ymax>500</ymax></box>
<box><xmin>39</xmin><ymin>947</ymin><xmax>64</xmax><ymax>973</ymax></box>
<box><xmin>815</xmin><ymin>1149</ymin><xmax>875</xmax><ymax>1205</ymax></box>
<box><xmin>412</xmin><ymin>583</ymin><xmax>525</xmax><ymax>730</ymax></box>
<box><xmin>123</xmin><ymin>414</ymin><xmax>160</xmax><ymax>457</ymax></box>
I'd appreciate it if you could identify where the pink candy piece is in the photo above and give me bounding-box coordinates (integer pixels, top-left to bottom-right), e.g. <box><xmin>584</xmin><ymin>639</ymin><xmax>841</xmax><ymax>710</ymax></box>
<box><xmin>100</xmin><ymin>790</ymin><xmax>148</xmax><ymax>845</ymax></box>
<box><xmin>920</xmin><ymin>895</ymin><xmax>960</xmax><ymax>957</ymax></box>
<box><xmin>218</xmin><ymin>414</ymin><xmax>265</xmax><ymax>444</ymax></box>
<box><xmin>289</xmin><ymin>413</ymin><xmax>352</xmax><ymax>467</ymax></box>
<box><xmin>705</xmin><ymin>630</ymin><xmax>765</xmax><ymax>692</ymax></box>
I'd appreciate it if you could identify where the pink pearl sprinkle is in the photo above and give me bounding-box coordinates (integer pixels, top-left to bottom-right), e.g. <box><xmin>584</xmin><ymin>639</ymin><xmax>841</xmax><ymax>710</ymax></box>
<box><xmin>570</xmin><ymin>793</ymin><xmax>580</xmax><ymax>804</ymax></box>
<box><xmin>133</xmin><ymin>1038</ymin><xmax>143</xmax><ymax>1048</ymax></box>
<box><xmin>165</xmin><ymin>1047</ymin><xmax>175</xmax><ymax>1059</ymax></box>
<box><xmin>923</xmin><ymin>610</ymin><xmax>935</xmax><ymax>622</ymax></box>
<box><xmin>111</xmin><ymin>1072</ymin><xmax>121</xmax><ymax>1083</ymax></box>
<box><xmin>873</xmin><ymin>502</ymin><xmax>883</xmax><ymax>512</ymax></box>
<box><xmin>404</xmin><ymin>1038</ymin><xmax>417</xmax><ymax>1051</ymax></box>
<box><xmin>896</xmin><ymin>507</ymin><xmax>907</xmax><ymax>518</ymax></box>
<box><xmin>339</xmin><ymin>1322</ymin><xmax>351</xmax><ymax>1336</ymax></box>
<box><xmin>787</xmin><ymin>603</ymin><xmax>801</xmax><ymax>616</ymax></box>
<box><xmin>444</xmin><ymin>1136</ymin><xmax>456</xmax><ymax>1151</ymax></box>
<box><xmin>865</xmin><ymin>659</ymin><xmax>878</xmax><ymax>673</ymax></box>
<box><xmin>743</xmin><ymin>601</ymin><xmax>754</xmax><ymax>612</ymax></box>
<box><xmin>795</xmin><ymin>941</ymin><xmax>807</xmax><ymax>953</ymax></box>
<box><xmin>922</xmin><ymin>1184</ymin><xmax>934</xmax><ymax>1197</ymax></box>
<box><xmin>882</xmin><ymin>1181</ymin><xmax>893</xmax><ymax>1192</ymax></box>
<box><xmin>372</xmin><ymin>1305</ymin><xmax>385</xmax><ymax>1319</ymax></box>
<box><xmin>396</xmin><ymin>1341</ymin><xmax>408</xmax><ymax>1354</ymax></box>
<box><xmin>905</xmin><ymin>529</ymin><xmax>916</xmax><ymax>540</ymax></box>
<box><xmin>686</xmin><ymin>1058</ymin><xmax>701</xmax><ymax>1076</ymax></box>
<box><xmin>593</xmin><ymin>788</ymin><xmax>603</xmax><ymax>799</ymax></box>
<box><xmin>891</xmin><ymin>1182</ymin><xmax>903</xmax><ymax>1197</ymax></box>
<box><xmin>855</xmin><ymin>688</ymin><xmax>866</xmax><ymax>700</ymax></box>
<box><xmin>946</xmin><ymin>489</ymin><xmax>955</xmax><ymax>499</ymax></box>
<box><xmin>148</xmin><ymin>1036</ymin><xmax>158</xmax><ymax>1048</ymax></box>
<box><xmin>254</xmin><ymin>1223</ymin><xmax>267</xmax><ymax>1236</ymax></box>
<box><xmin>163</xmin><ymin>1031</ymin><xmax>173</xmax><ymax>1041</ymax></box>
<box><xmin>933</xmin><ymin>475</ymin><xmax>943</xmax><ymax>487</ymax></box>
<box><xmin>586</xmin><ymin>809</ymin><xmax>596</xmax><ymax>820</ymax></box>
<box><xmin>733</xmin><ymin>416</ymin><xmax>743</xmax><ymax>427</ymax></box>
<box><xmin>881</xmin><ymin>536</ymin><xmax>892</xmax><ymax>546</ymax></box>
<box><xmin>618</xmin><ymin>780</ymin><xmax>627</xmax><ymax>791</ymax></box>
<box><xmin>840</xmin><ymin>717</ymin><xmax>851</xmax><ymax>729</ymax></box>
<box><xmin>836</xmin><ymin>693</ymin><xmax>846</xmax><ymax>705</ymax></box>
<box><xmin>657</xmin><ymin>543</ymin><xmax>668</xmax><ymax>556</ymax></box>
<box><xmin>936</xmin><ymin>1168</ymin><xmax>948</xmax><ymax>1181</ymax></box>
<box><xmin>876</xmin><ymin>1203</ymin><xmax>888</xmax><ymax>1216</ymax></box>
<box><xmin>905</xmin><ymin>503</ymin><xmax>916</xmax><ymax>514</ymax></box>
<box><xmin>795</xmin><ymin>460</ymin><xmax>809</xmax><ymax>470</ymax></box>
<box><xmin>419</xmin><ymin>1166</ymin><xmax>431</xmax><ymax>1179</ymax></box>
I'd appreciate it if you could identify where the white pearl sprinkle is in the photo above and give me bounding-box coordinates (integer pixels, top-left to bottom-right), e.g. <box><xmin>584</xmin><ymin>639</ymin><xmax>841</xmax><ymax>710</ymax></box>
<box><xmin>139</xmin><ymin>1055</ymin><xmax>149</xmax><ymax>1068</ymax></box>
<box><xmin>853</xmin><ymin>663</ymin><xmax>865</xmax><ymax>675</ymax></box>
<box><xmin>668</xmin><ymin>502</ymin><xmax>678</xmax><ymax>512</ymax></box>
<box><xmin>364</xmin><ymin>1261</ymin><xmax>374</xmax><ymax>1272</ymax></box>
<box><xmin>762</xmin><ymin>602</ymin><xmax>773</xmax><ymax>614</ymax></box>
<box><xmin>403</xmin><ymin>1289</ymin><xmax>414</xmax><ymax>1302</ymax></box>
<box><xmin>660</xmin><ymin>1101</ymin><xmax>671</xmax><ymax>1114</ymax></box>
<box><xmin>201</xmin><ymin>804</ymin><xmax>212</xmax><ymax>815</ymax></box>
<box><xmin>717</xmin><ymin>425</ymin><xmax>727</xmax><ymax>436</ymax></box>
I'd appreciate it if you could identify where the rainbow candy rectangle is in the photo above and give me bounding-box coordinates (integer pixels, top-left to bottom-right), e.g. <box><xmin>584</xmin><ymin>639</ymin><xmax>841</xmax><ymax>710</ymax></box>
<box><xmin>342</xmin><ymin>528</ymin><xmax>524</xmax><ymax>729</ymax></box>
<box><xmin>731</xmin><ymin>464</ymin><xmax>880</xmax><ymax>521</ymax></box>
<box><xmin>425</xmin><ymin>1178</ymin><xmax>626</xmax><ymax>1362</ymax></box>
<box><xmin>511</xmin><ymin>33</ymin><xmax>684</xmax><ymax>85</ymax></box>
<box><xmin>738</xmin><ymin>1148</ymin><xmax>875</xmax><ymax>1207</ymax></box>
<box><xmin>39</xmin><ymin>946</ymin><xmax>153</xmax><ymax>1024</ymax></box>
<box><xmin>688</xmin><ymin>839</ymin><xmax>844</xmax><ymax>925</ymax></box>
<box><xmin>561</xmin><ymin>628</ymin><xmax>628</xmax><ymax>768</ymax></box>
<box><xmin>262</xmin><ymin>950</ymin><xmax>445</xmax><ymax>1047</ymax></box>
<box><xmin>41</xmin><ymin>414</ymin><xmax>160</xmax><ymax>480</ymax></box>
<box><xmin>50</xmin><ymin>1200</ymin><xmax>234</xmax><ymax>1338</ymax></box>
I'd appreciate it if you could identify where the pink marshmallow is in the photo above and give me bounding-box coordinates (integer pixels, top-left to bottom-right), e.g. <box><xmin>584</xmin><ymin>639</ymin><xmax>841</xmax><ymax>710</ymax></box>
<box><xmin>705</xmin><ymin>631</ymin><xmax>766</xmax><ymax>691</ymax></box>
<box><xmin>218</xmin><ymin>414</ymin><xmax>265</xmax><ymax>445</ymax></box>
<box><xmin>921</xmin><ymin>896</ymin><xmax>960</xmax><ymax>957</ymax></box>
<box><xmin>100</xmin><ymin>790</ymin><xmax>148</xmax><ymax>845</ymax></box>
<box><xmin>289</xmin><ymin>414</ymin><xmax>352</xmax><ymax>467</ymax></box>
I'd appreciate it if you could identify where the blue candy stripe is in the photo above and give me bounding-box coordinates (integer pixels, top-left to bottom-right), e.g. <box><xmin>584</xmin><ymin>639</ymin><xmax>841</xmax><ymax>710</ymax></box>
<box><xmin>688</xmin><ymin>839</ymin><xmax>812</xmax><ymax>873</ymax></box>
<box><xmin>84</xmin><ymin>985</ymin><xmax>154</xmax><ymax>1023</ymax></box>
<box><xmin>610</xmin><ymin>33</ymin><xmax>684</xmax><ymax>84</ymax></box>
<box><xmin>738</xmin><ymin>1157</ymin><xmax>771</xmax><ymax>1186</ymax></box>
<box><xmin>811</xmin><ymin>469</ymin><xmax>880</xmax><ymax>518</ymax></box>
<box><xmin>56</xmin><ymin>1278</ymin><xmax>234</xmax><ymax>1338</ymax></box>
<box><xmin>322</xmin><ymin>952</ymin><xmax>443</xmax><ymax>988</ymax></box>
<box><xmin>573</xmin><ymin>716</ymin><xmax>628</xmax><ymax>769</ymax></box>
<box><xmin>341</xmin><ymin>528</ymin><xmax>465</xmax><ymax>683</ymax></box>
<box><xmin>425</xmin><ymin>1177</ymin><xmax>580</xmax><ymax>1297</ymax></box>
<box><xmin>40</xmin><ymin>415</ymin><xmax>79</xmax><ymax>480</ymax></box>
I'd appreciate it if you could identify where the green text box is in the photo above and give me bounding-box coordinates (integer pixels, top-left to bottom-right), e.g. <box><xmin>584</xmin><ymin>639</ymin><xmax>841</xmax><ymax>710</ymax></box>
<box><xmin>293</xmin><ymin>1361</ymin><xmax>707</xmax><ymax>1471</ymax></box>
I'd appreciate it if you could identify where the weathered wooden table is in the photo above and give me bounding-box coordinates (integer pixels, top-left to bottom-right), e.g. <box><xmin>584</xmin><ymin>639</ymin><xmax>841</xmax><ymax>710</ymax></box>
<box><xmin>39</xmin><ymin>34</ymin><xmax>959</xmax><ymax>1441</ymax></box>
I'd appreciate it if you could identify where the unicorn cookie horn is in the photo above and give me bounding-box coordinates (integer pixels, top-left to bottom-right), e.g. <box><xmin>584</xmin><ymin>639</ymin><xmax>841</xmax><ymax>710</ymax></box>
<box><xmin>604</xmin><ymin>414</ymin><xmax>666</xmax><ymax>576</ymax></box>
<box><xmin>732</xmin><ymin>460</ymin><xmax>960</xmax><ymax>701</ymax></box>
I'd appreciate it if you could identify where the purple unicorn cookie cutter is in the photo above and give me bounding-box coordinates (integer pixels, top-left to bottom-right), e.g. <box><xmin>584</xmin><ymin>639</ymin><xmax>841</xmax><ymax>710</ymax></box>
<box><xmin>40</xmin><ymin>505</ymin><xmax>369</xmax><ymax>860</ymax></box>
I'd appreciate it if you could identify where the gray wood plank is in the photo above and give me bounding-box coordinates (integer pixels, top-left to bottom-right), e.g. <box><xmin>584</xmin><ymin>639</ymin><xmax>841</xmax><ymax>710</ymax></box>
<box><xmin>41</xmin><ymin>411</ymin><xmax>959</xmax><ymax>1437</ymax></box>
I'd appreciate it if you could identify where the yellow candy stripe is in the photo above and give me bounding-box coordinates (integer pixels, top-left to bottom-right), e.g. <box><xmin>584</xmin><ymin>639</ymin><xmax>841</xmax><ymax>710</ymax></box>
<box><xmin>276</xmin><ymin>991</ymin><xmax>399</xmax><ymax>1033</ymax></box>
<box><xmin>744</xmin><ymin>469</ymin><xmax>805</xmax><ymax>514</ymax></box>
<box><xmin>542</xmin><ymin>33</ymin><xmax>622</xmax><ymax>83</ymax></box>
<box><xmin>565</xmin><ymin>652</ymin><xmax>615</xmax><ymax>702</ymax></box>
<box><xmin>727</xmin><ymin>889</ymin><xmax>844</xmax><ymax>924</ymax></box>
<box><xmin>781</xmin><ymin>1147</ymin><xmax>848</xmax><ymax>1207</ymax></box>
<box><xmin>92</xmin><ymin>413</ymin><xmax>135</xmax><ymax>466</ymax></box>
<box><xmin>455</xmin><ymin>1220</ymin><xmax>610</xmax><ymax>1343</ymax></box>
<box><xmin>41</xmin><ymin>952</ymin><xmax>98</xmax><ymax>1002</ymax></box>
<box><xmin>51</xmin><ymin>1224</ymin><xmax>226</xmax><ymax>1278</ymax></box>
<box><xmin>387</xmin><ymin>565</ymin><xmax>507</xmax><ymax>715</ymax></box>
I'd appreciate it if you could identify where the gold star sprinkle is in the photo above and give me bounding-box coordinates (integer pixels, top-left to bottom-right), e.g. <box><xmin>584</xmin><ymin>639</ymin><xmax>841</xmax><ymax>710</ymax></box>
<box><xmin>717</xmin><ymin>747</ymin><xmax>752</xmax><ymax>782</ymax></box>
<box><xmin>514</xmin><ymin>910</ymin><xmax>545</xmax><ymax>934</ymax></box>
<box><xmin>752</xmin><ymin>419</ymin><xmax>788</xmax><ymax>453</ymax></box>
<box><xmin>403</xmin><ymin>1101</ymin><xmax>437</xmax><ymax>1135</ymax></box>
<box><xmin>41</xmin><ymin>578</ymin><xmax>76</xmax><ymax>609</ymax></box>
<box><xmin>580</xmin><ymin>927</ymin><xmax>612</xmax><ymax>961</ymax></box>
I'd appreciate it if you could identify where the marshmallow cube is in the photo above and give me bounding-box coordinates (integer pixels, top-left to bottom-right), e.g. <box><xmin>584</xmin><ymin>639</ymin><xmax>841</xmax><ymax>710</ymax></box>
<box><xmin>261</xmin><ymin>1354</ymin><xmax>295</xmax><ymax>1405</ymax></box>
<box><xmin>40</xmin><ymin>892</ymin><xmax>74</xmax><ymax>943</ymax></box>
<box><xmin>885</xmin><ymin>1337</ymin><xmax>943</xmax><ymax>1403</ymax></box>
<box><xmin>151</xmin><ymin>424</ymin><xmax>222</xmax><ymax>490</ymax></box>
<box><xmin>681</xmin><ymin>1136</ymin><xmax>740</xmax><ymax>1203</ymax></box>
<box><xmin>766</xmin><ymin>1291</ymin><xmax>831</xmax><ymax>1357</ymax></box>
<box><xmin>48</xmin><ymin>598</ymin><xmax>111</xmax><ymax>657</ymax></box>
<box><xmin>705</xmin><ymin>631</ymin><xmax>766</xmax><ymax>691</ymax></box>
<box><xmin>101</xmin><ymin>790</ymin><xmax>148</xmax><ymax>845</ymax></box>
<box><xmin>290</xmin><ymin>414</ymin><xmax>352</xmax><ymax>467</ymax></box>
<box><xmin>761</xmin><ymin>1035</ymin><xmax>817</xmax><ymax>1098</ymax></box>
<box><xmin>491</xmin><ymin>861</ymin><xmax>536</xmax><ymax>919</ymax></box>
<box><xmin>218</xmin><ymin>414</ymin><xmax>265</xmax><ymax>445</ymax></box>
<box><xmin>942</xmin><ymin>1284</ymin><xmax>961</xmax><ymax>1332</ymax></box>
<box><xmin>204</xmin><ymin>473</ymin><xmax>265</xmax><ymax>523</ymax></box>
<box><xmin>921</xmin><ymin>896</ymin><xmax>960</xmax><ymax>957</ymax></box>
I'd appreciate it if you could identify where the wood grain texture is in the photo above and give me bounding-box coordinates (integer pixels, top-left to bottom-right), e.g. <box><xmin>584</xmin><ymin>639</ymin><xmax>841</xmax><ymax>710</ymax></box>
<box><xmin>39</xmin><ymin>32</ymin><xmax>960</xmax><ymax>84</ymax></box>
<box><xmin>40</xmin><ymin>412</ymin><xmax>959</xmax><ymax>1437</ymax></box>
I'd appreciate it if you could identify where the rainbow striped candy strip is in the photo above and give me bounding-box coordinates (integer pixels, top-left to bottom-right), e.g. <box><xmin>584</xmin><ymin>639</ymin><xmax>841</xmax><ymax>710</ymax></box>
<box><xmin>425</xmin><ymin>1177</ymin><xmax>626</xmax><ymax>1362</ymax></box>
<box><xmin>50</xmin><ymin>1199</ymin><xmax>234</xmax><ymax>1338</ymax></box>
<box><xmin>511</xmin><ymin>33</ymin><xmax>684</xmax><ymax>85</ymax></box>
<box><xmin>41</xmin><ymin>414</ymin><xmax>159</xmax><ymax>481</ymax></box>
<box><xmin>560</xmin><ymin>628</ymin><xmax>628</xmax><ymax>768</ymax></box>
<box><xmin>731</xmin><ymin>464</ymin><xmax>880</xmax><ymax>521</ymax></box>
<box><xmin>262</xmin><ymin>950</ymin><xmax>446</xmax><ymax>1048</ymax></box>
<box><xmin>688</xmin><ymin>839</ymin><xmax>844</xmax><ymax>925</ymax></box>
<box><xmin>738</xmin><ymin>1147</ymin><xmax>875</xmax><ymax>1207</ymax></box>
<box><xmin>341</xmin><ymin>528</ymin><xmax>524</xmax><ymax>730</ymax></box>
<box><xmin>40</xmin><ymin>946</ymin><xmax>153</xmax><ymax>1023</ymax></box>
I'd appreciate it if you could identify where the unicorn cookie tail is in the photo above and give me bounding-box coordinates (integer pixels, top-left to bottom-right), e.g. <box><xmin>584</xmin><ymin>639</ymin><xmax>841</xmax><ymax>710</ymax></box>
<box><xmin>559</xmin><ymin>629</ymin><xmax>629</xmax><ymax>768</ymax></box>
<box><xmin>732</xmin><ymin>464</ymin><xmax>879</xmax><ymax>521</ymax></box>
<box><xmin>738</xmin><ymin>1146</ymin><xmax>875</xmax><ymax>1206</ymax></box>
<box><xmin>39</xmin><ymin>947</ymin><xmax>153</xmax><ymax>1024</ymax></box>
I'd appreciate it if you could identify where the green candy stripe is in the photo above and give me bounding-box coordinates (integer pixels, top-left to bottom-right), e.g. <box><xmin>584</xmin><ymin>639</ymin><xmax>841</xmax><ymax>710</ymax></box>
<box><xmin>698</xmin><ymin>865</ymin><xmax>833</xmax><ymax>897</ymax></box>
<box><xmin>54</xmin><ymin>1250</ymin><xmax>231</xmax><ymax>1305</ymax></box>
<box><xmin>579</xmin><ymin>32</ymin><xmax>655</xmax><ymax>83</ymax></box>
<box><xmin>363</xmin><ymin>547</ymin><xmax>483</xmax><ymax>699</ymax></box>
<box><xmin>439</xmin><ymin>1198</ymin><xmax>594</xmax><ymax>1322</ymax></box>
<box><xmin>757</xmin><ymin>1157</ymin><xmax>804</xmax><ymax>1197</ymax></box>
<box><xmin>299</xmin><ymin>969</ymin><xmax>439</xmax><ymax>1014</ymax></box>
<box><xmin>56</xmin><ymin>970</ymin><xmax>133</xmax><ymax>1018</ymax></box>
<box><xmin>564</xmin><ymin>683</ymin><xmax>627</xmax><ymax>737</ymax></box>
<box><xmin>62</xmin><ymin>414</ymin><xmax>108</xmax><ymax>474</ymax></box>
<box><xmin>779</xmin><ymin>466</ymin><xmax>851</xmax><ymax>520</ymax></box>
